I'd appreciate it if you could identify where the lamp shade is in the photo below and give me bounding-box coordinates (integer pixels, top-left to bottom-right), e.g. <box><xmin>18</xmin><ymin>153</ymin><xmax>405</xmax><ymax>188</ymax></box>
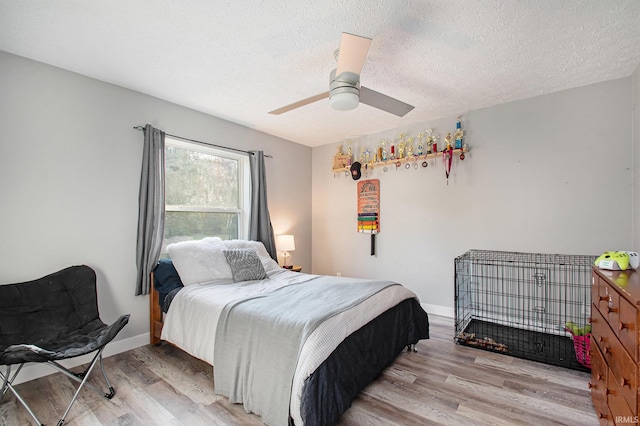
<box><xmin>277</xmin><ymin>234</ymin><xmax>296</xmax><ymax>252</ymax></box>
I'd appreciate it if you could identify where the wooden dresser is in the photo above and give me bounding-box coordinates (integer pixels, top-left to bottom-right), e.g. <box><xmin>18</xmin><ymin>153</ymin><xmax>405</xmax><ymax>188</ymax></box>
<box><xmin>591</xmin><ymin>267</ymin><xmax>640</xmax><ymax>425</ymax></box>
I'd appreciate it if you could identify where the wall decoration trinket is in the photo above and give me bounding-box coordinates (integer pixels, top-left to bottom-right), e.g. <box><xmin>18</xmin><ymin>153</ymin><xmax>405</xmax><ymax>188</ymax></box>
<box><xmin>416</xmin><ymin>132</ymin><xmax>424</xmax><ymax>155</ymax></box>
<box><xmin>443</xmin><ymin>133</ymin><xmax>453</xmax><ymax>184</ymax></box>
<box><xmin>454</xmin><ymin>116</ymin><xmax>464</xmax><ymax>150</ymax></box>
<box><xmin>432</xmin><ymin>131</ymin><xmax>439</xmax><ymax>153</ymax></box>
<box><xmin>406</xmin><ymin>137</ymin><xmax>414</xmax><ymax>157</ymax></box>
<box><xmin>398</xmin><ymin>142</ymin><xmax>405</xmax><ymax>159</ymax></box>
<box><xmin>397</xmin><ymin>132</ymin><xmax>407</xmax><ymax>159</ymax></box>
<box><xmin>425</xmin><ymin>129</ymin><xmax>433</xmax><ymax>154</ymax></box>
<box><xmin>357</xmin><ymin>179</ymin><xmax>380</xmax><ymax>256</ymax></box>
<box><xmin>333</xmin><ymin>144</ymin><xmax>351</xmax><ymax>169</ymax></box>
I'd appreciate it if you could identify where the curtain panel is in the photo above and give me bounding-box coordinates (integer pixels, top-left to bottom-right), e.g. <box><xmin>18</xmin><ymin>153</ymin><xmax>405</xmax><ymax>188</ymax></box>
<box><xmin>135</xmin><ymin>125</ymin><xmax>165</xmax><ymax>296</ymax></box>
<box><xmin>248</xmin><ymin>151</ymin><xmax>277</xmax><ymax>261</ymax></box>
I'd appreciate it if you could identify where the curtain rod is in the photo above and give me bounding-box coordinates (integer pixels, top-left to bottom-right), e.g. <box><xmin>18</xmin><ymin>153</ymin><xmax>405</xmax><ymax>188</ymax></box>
<box><xmin>133</xmin><ymin>126</ymin><xmax>272</xmax><ymax>158</ymax></box>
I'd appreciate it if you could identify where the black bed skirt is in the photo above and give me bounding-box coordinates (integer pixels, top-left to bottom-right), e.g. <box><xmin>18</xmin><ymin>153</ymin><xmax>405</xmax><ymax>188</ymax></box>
<box><xmin>298</xmin><ymin>298</ymin><xmax>429</xmax><ymax>426</ymax></box>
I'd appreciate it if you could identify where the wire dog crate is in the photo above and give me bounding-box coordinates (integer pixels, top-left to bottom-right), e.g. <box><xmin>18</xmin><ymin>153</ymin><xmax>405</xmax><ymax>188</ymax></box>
<box><xmin>454</xmin><ymin>250</ymin><xmax>596</xmax><ymax>371</ymax></box>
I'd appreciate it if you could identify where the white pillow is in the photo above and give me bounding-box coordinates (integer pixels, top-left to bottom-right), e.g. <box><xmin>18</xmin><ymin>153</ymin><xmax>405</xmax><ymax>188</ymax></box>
<box><xmin>167</xmin><ymin>237</ymin><xmax>233</xmax><ymax>285</ymax></box>
<box><xmin>223</xmin><ymin>239</ymin><xmax>281</xmax><ymax>273</ymax></box>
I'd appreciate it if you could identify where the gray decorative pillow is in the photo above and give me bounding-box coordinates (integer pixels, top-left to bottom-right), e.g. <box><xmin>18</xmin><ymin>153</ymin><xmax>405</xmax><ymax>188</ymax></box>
<box><xmin>223</xmin><ymin>249</ymin><xmax>268</xmax><ymax>282</ymax></box>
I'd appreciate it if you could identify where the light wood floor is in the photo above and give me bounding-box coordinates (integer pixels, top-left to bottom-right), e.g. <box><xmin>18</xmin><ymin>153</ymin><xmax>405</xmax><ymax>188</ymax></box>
<box><xmin>0</xmin><ymin>315</ymin><xmax>598</xmax><ymax>425</ymax></box>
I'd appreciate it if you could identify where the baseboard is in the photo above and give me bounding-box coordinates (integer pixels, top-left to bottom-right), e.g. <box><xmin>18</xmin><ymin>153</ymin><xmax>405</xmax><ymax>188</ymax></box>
<box><xmin>12</xmin><ymin>332</ymin><xmax>150</xmax><ymax>385</ymax></box>
<box><xmin>422</xmin><ymin>303</ymin><xmax>454</xmax><ymax>318</ymax></box>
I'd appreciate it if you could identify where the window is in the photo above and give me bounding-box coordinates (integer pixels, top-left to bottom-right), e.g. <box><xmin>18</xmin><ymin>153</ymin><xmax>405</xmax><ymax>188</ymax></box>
<box><xmin>163</xmin><ymin>138</ymin><xmax>250</xmax><ymax>252</ymax></box>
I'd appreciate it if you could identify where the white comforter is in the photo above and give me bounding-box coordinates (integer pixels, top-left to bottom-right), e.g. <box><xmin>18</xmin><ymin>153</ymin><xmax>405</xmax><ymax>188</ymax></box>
<box><xmin>161</xmin><ymin>269</ymin><xmax>417</xmax><ymax>425</ymax></box>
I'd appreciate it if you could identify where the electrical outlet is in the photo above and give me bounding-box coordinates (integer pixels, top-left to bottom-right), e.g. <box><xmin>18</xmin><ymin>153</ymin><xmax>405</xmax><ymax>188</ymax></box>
<box><xmin>336</xmin><ymin>272</ymin><xmax>341</xmax><ymax>277</ymax></box>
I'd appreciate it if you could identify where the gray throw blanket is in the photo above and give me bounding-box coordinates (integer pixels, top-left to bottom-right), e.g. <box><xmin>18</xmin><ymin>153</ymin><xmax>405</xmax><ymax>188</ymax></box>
<box><xmin>213</xmin><ymin>275</ymin><xmax>396</xmax><ymax>426</ymax></box>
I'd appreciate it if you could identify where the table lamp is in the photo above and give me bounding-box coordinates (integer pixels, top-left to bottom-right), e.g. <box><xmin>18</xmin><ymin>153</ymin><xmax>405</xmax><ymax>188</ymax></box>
<box><xmin>277</xmin><ymin>235</ymin><xmax>295</xmax><ymax>268</ymax></box>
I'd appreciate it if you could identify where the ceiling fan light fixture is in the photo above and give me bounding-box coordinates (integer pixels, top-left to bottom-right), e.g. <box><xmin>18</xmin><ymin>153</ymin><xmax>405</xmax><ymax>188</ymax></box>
<box><xmin>268</xmin><ymin>33</ymin><xmax>413</xmax><ymax>116</ymax></box>
<box><xmin>330</xmin><ymin>92</ymin><xmax>359</xmax><ymax>111</ymax></box>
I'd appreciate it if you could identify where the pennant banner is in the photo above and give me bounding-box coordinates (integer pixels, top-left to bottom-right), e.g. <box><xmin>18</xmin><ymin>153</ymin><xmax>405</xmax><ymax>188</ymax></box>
<box><xmin>357</xmin><ymin>179</ymin><xmax>380</xmax><ymax>234</ymax></box>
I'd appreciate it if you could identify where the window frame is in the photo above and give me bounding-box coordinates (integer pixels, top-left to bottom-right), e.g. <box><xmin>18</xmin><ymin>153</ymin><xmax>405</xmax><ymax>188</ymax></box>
<box><xmin>164</xmin><ymin>137</ymin><xmax>251</xmax><ymax>241</ymax></box>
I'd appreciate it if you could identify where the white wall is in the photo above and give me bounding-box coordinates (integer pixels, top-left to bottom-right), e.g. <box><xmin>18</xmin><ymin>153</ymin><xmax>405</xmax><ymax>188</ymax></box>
<box><xmin>312</xmin><ymin>77</ymin><xmax>633</xmax><ymax>315</ymax></box>
<box><xmin>633</xmin><ymin>64</ymin><xmax>640</xmax><ymax>250</ymax></box>
<box><xmin>0</xmin><ymin>51</ymin><xmax>312</xmax><ymax>347</ymax></box>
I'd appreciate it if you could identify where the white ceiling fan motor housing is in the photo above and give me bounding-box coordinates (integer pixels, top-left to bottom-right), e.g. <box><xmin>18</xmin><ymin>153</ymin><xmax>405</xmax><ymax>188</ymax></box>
<box><xmin>329</xmin><ymin>69</ymin><xmax>360</xmax><ymax>111</ymax></box>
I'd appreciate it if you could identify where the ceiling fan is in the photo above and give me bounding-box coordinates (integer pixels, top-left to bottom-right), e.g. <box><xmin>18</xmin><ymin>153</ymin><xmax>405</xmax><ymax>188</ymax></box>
<box><xmin>269</xmin><ymin>33</ymin><xmax>414</xmax><ymax>117</ymax></box>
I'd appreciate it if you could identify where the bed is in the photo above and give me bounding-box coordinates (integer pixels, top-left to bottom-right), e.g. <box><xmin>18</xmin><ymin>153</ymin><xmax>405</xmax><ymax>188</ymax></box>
<box><xmin>149</xmin><ymin>238</ymin><xmax>429</xmax><ymax>426</ymax></box>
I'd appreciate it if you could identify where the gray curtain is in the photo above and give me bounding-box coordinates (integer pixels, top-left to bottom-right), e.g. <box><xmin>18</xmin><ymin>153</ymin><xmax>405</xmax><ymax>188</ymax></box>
<box><xmin>248</xmin><ymin>151</ymin><xmax>277</xmax><ymax>261</ymax></box>
<box><xmin>135</xmin><ymin>124</ymin><xmax>166</xmax><ymax>295</ymax></box>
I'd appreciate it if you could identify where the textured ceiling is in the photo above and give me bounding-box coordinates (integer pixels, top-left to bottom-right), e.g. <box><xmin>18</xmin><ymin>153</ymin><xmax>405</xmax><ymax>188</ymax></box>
<box><xmin>1</xmin><ymin>0</ymin><xmax>639</xmax><ymax>147</ymax></box>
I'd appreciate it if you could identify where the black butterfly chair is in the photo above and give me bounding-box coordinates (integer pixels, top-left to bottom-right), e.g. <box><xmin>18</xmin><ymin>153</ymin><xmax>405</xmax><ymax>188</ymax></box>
<box><xmin>0</xmin><ymin>265</ymin><xmax>129</xmax><ymax>426</ymax></box>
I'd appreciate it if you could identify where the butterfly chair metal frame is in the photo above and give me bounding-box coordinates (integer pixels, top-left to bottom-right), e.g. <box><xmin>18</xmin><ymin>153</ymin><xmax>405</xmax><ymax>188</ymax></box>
<box><xmin>0</xmin><ymin>265</ymin><xmax>129</xmax><ymax>426</ymax></box>
<box><xmin>1</xmin><ymin>347</ymin><xmax>115</xmax><ymax>426</ymax></box>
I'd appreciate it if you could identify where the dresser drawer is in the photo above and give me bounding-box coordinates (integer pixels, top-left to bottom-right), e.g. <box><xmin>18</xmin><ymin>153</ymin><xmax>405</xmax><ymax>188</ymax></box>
<box><xmin>592</xmin><ymin>306</ymin><xmax>614</xmax><ymax>357</ymax></box>
<box><xmin>593</xmin><ymin>274</ymin><xmax>603</xmax><ymax>307</ymax></box>
<box><xmin>608</xmin><ymin>367</ymin><xmax>635</xmax><ymax>423</ymax></box>
<box><xmin>604</xmin><ymin>284</ymin><xmax>621</xmax><ymax>330</ymax></box>
<box><xmin>593</xmin><ymin>274</ymin><xmax>610</xmax><ymax>314</ymax></box>
<box><xmin>590</xmin><ymin>340</ymin><xmax>609</xmax><ymax>425</ymax></box>
<box><xmin>606</xmin><ymin>339</ymin><xmax>637</xmax><ymax>416</ymax></box>
<box><xmin>617</xmin><ymin>296</ymin><xmax>638</xmax><ymax>361</ymax></box>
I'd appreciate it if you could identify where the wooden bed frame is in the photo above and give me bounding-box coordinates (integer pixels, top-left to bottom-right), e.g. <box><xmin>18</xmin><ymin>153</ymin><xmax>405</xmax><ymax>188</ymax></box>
<box><xmin>149</xmin><ymin>271</ymin><xmax>163</xmax><ymax>345</ymax></box>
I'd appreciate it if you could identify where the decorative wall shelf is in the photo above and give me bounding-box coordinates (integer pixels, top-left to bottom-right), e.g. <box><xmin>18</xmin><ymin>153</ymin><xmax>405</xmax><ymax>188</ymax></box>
<box><xmin>331</xmin><ymin>148</ymin><xmax>469</xmax><ymax>173</ymax></box>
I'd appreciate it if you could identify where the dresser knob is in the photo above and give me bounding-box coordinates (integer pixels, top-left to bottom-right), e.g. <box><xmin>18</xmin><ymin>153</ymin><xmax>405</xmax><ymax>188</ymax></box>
<box><xmin>599</xmin><ymin>295</ymin><xmax>608</xmax><ymax>301</ymax></box>
<box><xmin>588</xmin><ymin>317</ymin><xmax>593</xmax><ymax>323</ymax></box>
<box><xmin>621</xmin><ymin>377</ymin><xmax>629</xmax><ymax>387</ymax></box>
<box><xmin>588</xmin><ymin>382</ymin><xmax>593</xmax><ymax>389</ymax></box>
<box><xmin>598</xmin><ymin>336</ymin><xmax>605</xmax><ymax>343</ymax></box>
<box><xmin>607</xmin><ymin>306</ymin><xmax>618</xmax><ymax>314</ymax></box>
<box><xmin>599</xmin><ymin>412</ymin><xmax>608</xmax><ymax>419</ymax></box>
<box><xmin>619</xmin><ymin>321</ymin><xmax>628</xmax><ymax>331</ymax></box>
<box><xmin>604</xmin><ymin>346</ymin><xmax>611</xmax><ymax>355</ymax></box>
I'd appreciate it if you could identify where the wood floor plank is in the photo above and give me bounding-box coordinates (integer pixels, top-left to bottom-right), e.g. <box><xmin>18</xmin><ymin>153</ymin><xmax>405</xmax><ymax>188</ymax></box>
<box><xmin>445</xmin><ymin>374</ymin><xmax>597</xmax><ymax>425</ymax></box>
<box><xmin>455</xmin><ymin>403</ymin><xmax>531</xmax><ymax>426</ymax></box>
<box><xmin>204</xmin><ymin>398</ymin><xmax>266</xmax><ymax>426</ymax></box>
<box><xmin>360</xmin><ymin>377</ymin><xmax>462</xmax><ymax>425</ymax></box>
<box><xmin>503</xmin><ymin>378</ymin><xmax>594</xmax><ymax>413</ymax></box>
<box><xmin>0</xmin><ymin>315</ymin><xmax>599</xmax><ymax>425</ymax></box>
<box><xmin>128</xmin><ymin>345</ymin><xmax>218</xmax><ymax>406</ymax></box>
<box><xmin>105</xmin><ymin>364</ymin><xmax>183</xmax><ymax>425</ymax></box>
<box><xmin>336</xmin><ymin>392</ymin><xmax>442</xmax><ymax>426</ymax></box>
<box><xmin>103</xmin><ymin>349</ymin><xmax>162</xmax><ymax>388</ymax></box>
<box><xmin>0</xmin><ymin>396</ymin><xmax>21</xmax><ymax>426</ymax></box>
<box><xmin>474</xmin><ymin>355</ymin><xmax>588</xmax><ymax>389</ymax></box>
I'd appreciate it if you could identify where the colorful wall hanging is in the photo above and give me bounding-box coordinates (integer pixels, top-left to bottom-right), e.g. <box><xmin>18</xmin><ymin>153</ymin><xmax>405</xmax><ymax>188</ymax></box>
<box><xmin>357</xmin><ymin>179</ymin><xmax>380</xmax><ymax>255</ymax></box>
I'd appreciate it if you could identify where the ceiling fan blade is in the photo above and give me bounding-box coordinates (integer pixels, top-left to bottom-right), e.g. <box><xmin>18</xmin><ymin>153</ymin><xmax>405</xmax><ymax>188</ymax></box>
<box><xmin>335</xmin><ymin>33</ymin><xmax>372</xmax><ymax>77</ymax></box>
<box><xmin>268</xmin><ymin>92</ymin><xmax>329</xmax><ymax>115</ymax></box>
<box><xmin>360</xmin><ymin>86</ymin><xmax>414</xmax><ymax>117</ymax></box>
